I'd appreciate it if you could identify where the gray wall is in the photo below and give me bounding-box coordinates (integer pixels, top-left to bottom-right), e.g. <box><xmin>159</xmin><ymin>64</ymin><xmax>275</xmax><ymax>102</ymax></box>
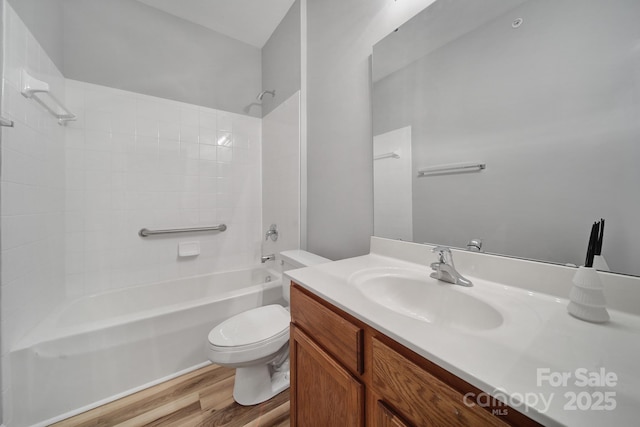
<box><xmin>9</xmin><ymin>0</ymin><xmax>262</xmax><ymax>116</ymax></box>
<box><xmin>305</xmin><ymin>0</ymin><xmax>434</xmax><ymax>260</ymax></box>
<box><xmin>62</xmin><ymin>0</ymin><xmax>262</xmax><ymax>116</ymax></box>
<box><xmin>261</xmin><ymin>0</ymin><xmax>300</xmax><ymax>117</ymax></box>
<box><xmin>6</xmin><ymin>0</ymin><xmax>64</xmax><ymax>71</ymax></box>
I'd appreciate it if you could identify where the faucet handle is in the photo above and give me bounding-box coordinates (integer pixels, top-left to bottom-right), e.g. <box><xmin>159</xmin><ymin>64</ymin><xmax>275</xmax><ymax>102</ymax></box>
<box><xmin>432</xmin><ymin>246</ymin><xmax>453</xmax><ymax>264</ymax></box>
<box><xmin>265</xmin><ymin>224</ymin><xmax>279</xmax><ymax>241</ymax></box>
<box><xmin>467</xmin><ymin>238</ymin><xmax>483</xmax><ymax>252</ymax></box>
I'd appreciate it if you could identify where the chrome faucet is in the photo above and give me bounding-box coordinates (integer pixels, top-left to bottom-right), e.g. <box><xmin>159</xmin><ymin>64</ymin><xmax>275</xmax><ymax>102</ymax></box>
<box><xmin>430</xmin><ymin>246</ymin><xmax>473</xmax><ymax>287</ymax></box>
<box><xmin>261</xmin><ymin>254</ymin><xmax>275</xmax><ymax>263</ymax></box>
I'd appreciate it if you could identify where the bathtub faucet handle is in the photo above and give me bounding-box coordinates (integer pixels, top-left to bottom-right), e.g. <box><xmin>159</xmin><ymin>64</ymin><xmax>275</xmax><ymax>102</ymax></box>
<box><xmin>265</xmin><ymin>224</ymin><xmax>279</xmax><ymax>242</ymax></box>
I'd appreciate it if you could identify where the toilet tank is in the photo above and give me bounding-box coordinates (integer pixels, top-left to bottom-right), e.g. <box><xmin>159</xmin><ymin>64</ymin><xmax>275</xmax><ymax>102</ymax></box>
<box><xmin>280</xmin><ymin>250</ymin><xmax>331</xmax><ymax>303</ymax></box>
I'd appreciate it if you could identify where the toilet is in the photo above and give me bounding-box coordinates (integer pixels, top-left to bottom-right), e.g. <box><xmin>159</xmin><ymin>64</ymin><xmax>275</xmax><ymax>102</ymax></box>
<box><xmin>206</xmin><ymin>250</ymin><xmax>331</xmax><ymax>405</ymax></box>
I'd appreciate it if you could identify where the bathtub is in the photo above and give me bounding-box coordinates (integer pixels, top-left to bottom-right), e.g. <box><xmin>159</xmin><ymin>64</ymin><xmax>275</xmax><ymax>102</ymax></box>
<box><xmin>9</xmin><ymin>266</ymin><xmax>284</xmax><ymax>427</ymax></box>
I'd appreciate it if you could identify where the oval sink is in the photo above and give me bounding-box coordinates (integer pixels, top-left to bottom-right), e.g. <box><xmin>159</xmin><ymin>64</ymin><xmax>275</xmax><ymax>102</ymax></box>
<box><xmin>349</xmin><ymin>267</ymin><xmax>503</xmax><ymax>331</ymax></box>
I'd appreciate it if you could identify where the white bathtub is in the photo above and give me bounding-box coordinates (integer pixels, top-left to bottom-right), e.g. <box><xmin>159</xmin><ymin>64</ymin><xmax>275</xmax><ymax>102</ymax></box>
<box><xmin>9</xmin><ymin>266</ymin><xmax>284</xmax><ymax>427</ymax></box>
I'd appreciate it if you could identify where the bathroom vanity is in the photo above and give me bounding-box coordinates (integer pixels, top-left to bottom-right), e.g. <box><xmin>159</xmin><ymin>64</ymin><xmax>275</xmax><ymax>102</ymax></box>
<box><xmin>290</xmin><ymin>284</ymin><xmax>537</xmax><ymax>426</ymax></box>
<box><xmin>287</xmin><ymin>237</ymin><xmax>640</xmax><ymax>426</ymax></box>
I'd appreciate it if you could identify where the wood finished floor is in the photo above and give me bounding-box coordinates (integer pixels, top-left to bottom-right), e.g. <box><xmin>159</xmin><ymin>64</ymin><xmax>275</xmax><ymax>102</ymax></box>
<box><xmin>50</xmin><ymin>364</ymin><xmax>290</xmax><ymax>427</ymax></box>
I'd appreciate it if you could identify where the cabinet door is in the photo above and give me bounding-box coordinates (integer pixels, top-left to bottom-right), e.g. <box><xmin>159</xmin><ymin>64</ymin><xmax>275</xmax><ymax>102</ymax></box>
<box><xmin>375</xmin><ymin>400</ymin><xmax>412</xmax><ymax>427</ymax></box>
<box><xmin>290</xmin><ymin>325</ymin><xmax>364</xmax><ymax>427</ymax></box>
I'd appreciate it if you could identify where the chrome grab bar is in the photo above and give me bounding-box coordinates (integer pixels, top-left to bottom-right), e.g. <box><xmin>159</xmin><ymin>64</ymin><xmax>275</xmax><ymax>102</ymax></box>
<box><xmin>139</xmin><ymin>224</ymin><xmax>227</xmax><ymax>237</ymax></box>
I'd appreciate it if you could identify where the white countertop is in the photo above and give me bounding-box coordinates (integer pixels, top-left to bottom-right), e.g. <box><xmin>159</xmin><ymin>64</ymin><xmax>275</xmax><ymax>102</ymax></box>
<box><xmin>287</xmin><ymin>239</ymin><xmax>640</xmax><ymax>427</ymax></box>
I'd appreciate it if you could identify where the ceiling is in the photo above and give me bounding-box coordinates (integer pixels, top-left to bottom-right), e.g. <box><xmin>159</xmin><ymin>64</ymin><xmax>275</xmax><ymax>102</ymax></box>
<box><xmin>136</xmin><ymin>0</ymin><xmax>296</xmax><ymax>48</ymax></box>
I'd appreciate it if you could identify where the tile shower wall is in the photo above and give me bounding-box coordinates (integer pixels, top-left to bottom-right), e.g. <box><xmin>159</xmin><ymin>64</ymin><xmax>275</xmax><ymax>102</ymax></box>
<box><xmin>1</xmin><ymin>2</ymin><xmax>263</xmax><ymax>422</ymax></box>
<box><xmin>63</xmin><ymin>80</ymin><xmax>262</xmax><ymax>297</ymax></box>
<box><xmin>1</xmin><ymin>1</ymin><xmax>67</xmax><ymax>422</ymax></box>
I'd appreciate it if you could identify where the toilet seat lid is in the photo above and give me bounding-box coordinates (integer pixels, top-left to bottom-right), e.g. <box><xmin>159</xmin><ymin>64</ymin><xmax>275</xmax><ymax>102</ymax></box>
<box><xmin>208</xmin><ymin>304</ymin><xmax>290</xmax><ymax>347</ymax></box>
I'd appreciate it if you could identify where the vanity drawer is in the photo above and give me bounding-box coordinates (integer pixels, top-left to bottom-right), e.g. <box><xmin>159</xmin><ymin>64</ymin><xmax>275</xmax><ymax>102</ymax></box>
<box><xmin>290</xmin><ymin>284</ymin><xmax>363</xmax><ymax>375</ymax></box>
<box><xmin>372</xmin><ymin>338</ymin><xmax>509</xmax><ymax>427</ymax></box>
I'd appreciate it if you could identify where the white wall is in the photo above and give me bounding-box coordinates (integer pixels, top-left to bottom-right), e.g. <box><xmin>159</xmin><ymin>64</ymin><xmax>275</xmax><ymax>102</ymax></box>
<box><xmin>305</xmin><ymin>0</ymin><xmax>436</xmax><ymax>260</ymax></box>
<box><xmin>1</xmin><ymin>2</ymin><xmax>67</xmax><ymax>423</ymax></box>
<box><xmin>262</xmin><ymin>92</ymin><xmax>300</xmax><ymax>257</ymax></box>
<box><xmin>63</xmin><ymin>80</ymin><xmax>262</xmax><ymax>297</ymax></box>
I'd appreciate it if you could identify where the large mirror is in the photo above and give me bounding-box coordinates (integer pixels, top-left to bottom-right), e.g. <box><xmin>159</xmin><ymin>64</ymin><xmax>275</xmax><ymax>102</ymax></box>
<box><xmin>372</xmin><ymin>0</ymin><xmax>640</xmax><ymax>276</ymax></box>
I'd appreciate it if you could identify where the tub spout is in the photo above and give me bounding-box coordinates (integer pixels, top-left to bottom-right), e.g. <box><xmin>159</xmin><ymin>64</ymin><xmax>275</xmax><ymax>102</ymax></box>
<box><xmin>261</xmin><ymin>254</ymin><xmax>275</xmax><ymax>263</ymax></box>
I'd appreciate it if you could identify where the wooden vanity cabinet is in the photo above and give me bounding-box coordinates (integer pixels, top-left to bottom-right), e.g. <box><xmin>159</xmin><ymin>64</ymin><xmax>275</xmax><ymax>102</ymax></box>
<box><xmin>290</xmin><ymin>326</ymin><xmax>364</xmax><ymax>426</ymax></box>
<box><xmin>290</xmin><ymin>283</ymin><xmax>541</xmax><ymax>427</ymax></box>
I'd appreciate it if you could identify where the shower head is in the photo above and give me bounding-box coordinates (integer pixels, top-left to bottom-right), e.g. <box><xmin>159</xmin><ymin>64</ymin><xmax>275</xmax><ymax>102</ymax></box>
<box><xmin>257</xmin><ymin>90</ymin><xmax>275</xmax><ymax>101</ymax></box>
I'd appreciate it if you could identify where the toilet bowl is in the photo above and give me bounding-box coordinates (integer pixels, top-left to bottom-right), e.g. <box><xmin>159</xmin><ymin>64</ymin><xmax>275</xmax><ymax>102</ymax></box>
<box><xmin>206</xmin><ymin>250</ymin><xmax>331</xmax><ymax>405</ymax></box>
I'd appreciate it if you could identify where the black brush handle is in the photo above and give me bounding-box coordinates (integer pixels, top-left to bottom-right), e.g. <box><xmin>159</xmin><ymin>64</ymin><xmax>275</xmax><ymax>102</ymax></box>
<box><xmin>595</xmin><ymin>218</ymin><xmax>605</xmax><ymax>256</ymax></box>
<box><xmin>585</xmin><ymin>222</ymin><xmax>598</xmax><ymax>268</ymax></box>
<box><xmin>584</xmin><ymin>222</ymin><xmax>593</xmax><ymax>267</ymax></box>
